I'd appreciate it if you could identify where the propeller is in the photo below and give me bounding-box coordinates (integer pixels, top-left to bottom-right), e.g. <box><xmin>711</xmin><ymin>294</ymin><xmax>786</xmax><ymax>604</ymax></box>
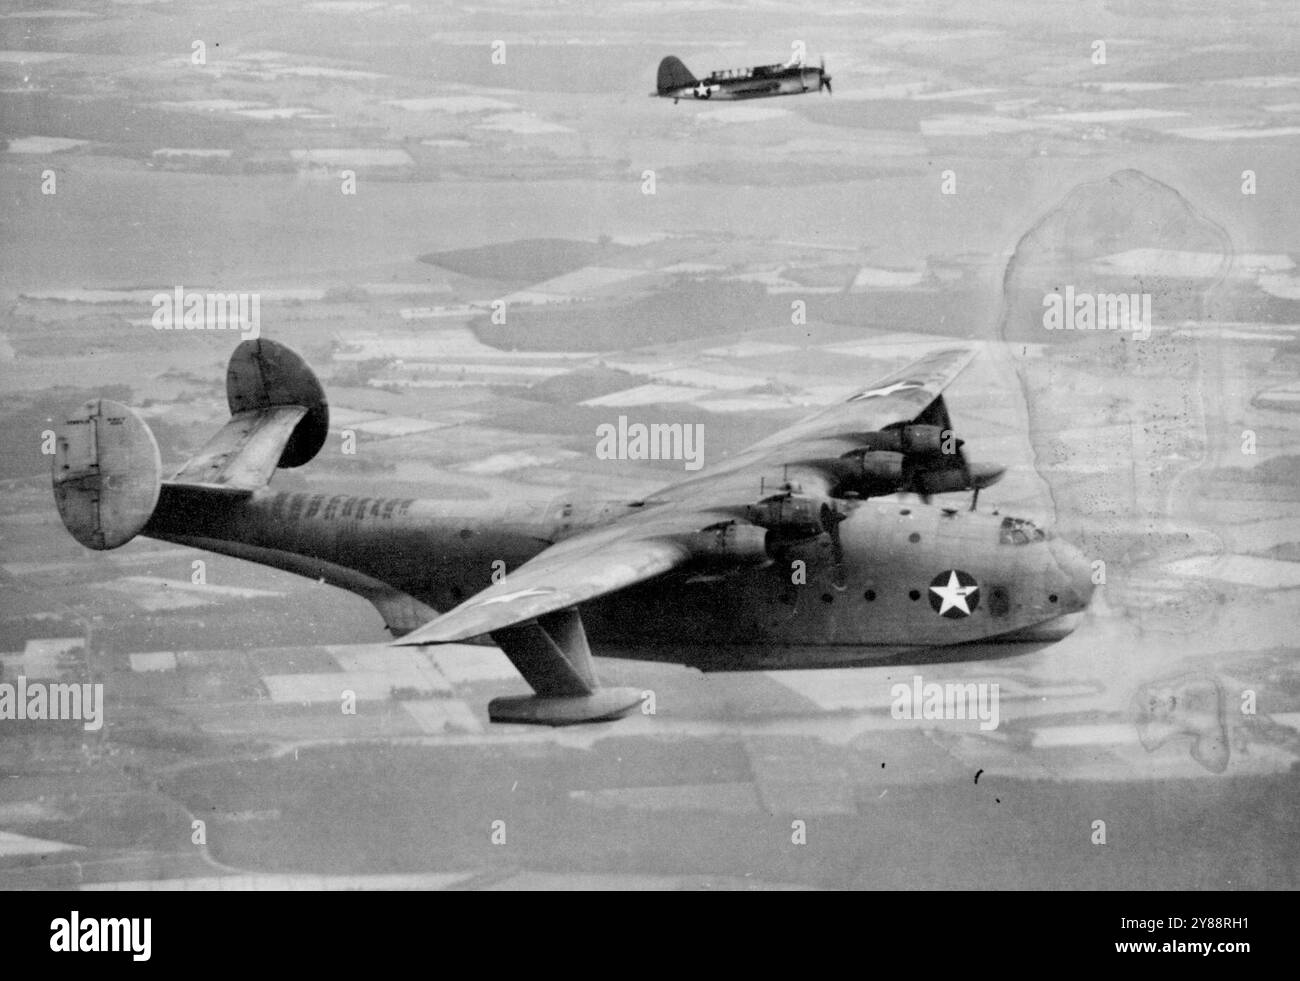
<box><xmin>820</xmin><ymin>57</ymin><xmax>832</xmax><ymax>95</ymax></box>
<box><xmin>904</xmin><ymin>434</ymin><xmax>973</xmax><ymax>507</ymax></box>
<box><xmin>820</xmin><ymin>502</ymin><xmax>847</xmax><ymax>591</ymax></box>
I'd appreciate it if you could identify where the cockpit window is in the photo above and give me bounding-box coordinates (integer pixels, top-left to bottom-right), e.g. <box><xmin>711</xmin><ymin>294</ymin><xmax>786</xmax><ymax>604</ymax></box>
<box><xmin>999</xmin><ymin>516</ymin><xmax>1047</xmax><ymax>545</ymax></box>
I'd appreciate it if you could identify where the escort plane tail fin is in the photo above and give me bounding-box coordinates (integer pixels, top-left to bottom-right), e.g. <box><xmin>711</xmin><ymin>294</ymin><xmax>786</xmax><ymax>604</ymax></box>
<box><xmin>52</xmin><ymin>339</ymin><xmax>328</xmax><ymax>549</ymax></box>
<box><xmin>656</xmin><ymin>55</ymin><xmax>697</xmax><ymax>94</ymax></box>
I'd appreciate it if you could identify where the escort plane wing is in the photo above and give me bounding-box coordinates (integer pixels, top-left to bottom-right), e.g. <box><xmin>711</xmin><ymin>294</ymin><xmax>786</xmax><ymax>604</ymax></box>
<box><xmin>52</xmin><ymin>340</ymin><xmax>1094</xmax><ymax>726</ymax></box>
<box><xmin>655</xmin><ymin>53</ymin><xmax>831</xmax><ymax>103</ymax></box>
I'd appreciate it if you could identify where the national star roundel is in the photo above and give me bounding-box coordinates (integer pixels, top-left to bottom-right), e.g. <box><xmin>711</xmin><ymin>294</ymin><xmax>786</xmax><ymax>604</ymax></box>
<box><xmin>928</xmin><ymin>569</ymin><xmax>980</xmax><ymax>618</ymax></box>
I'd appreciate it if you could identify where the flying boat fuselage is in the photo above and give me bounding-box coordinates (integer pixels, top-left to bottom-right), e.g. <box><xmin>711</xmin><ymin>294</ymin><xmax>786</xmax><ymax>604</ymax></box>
<box><xmin>141</xmin><ymin>485</ymin><xmax>1092</xmax><ymax>667</ymax></box>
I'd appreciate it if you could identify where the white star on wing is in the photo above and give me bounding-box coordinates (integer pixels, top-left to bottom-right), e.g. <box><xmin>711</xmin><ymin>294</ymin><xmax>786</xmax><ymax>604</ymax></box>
<box><xmin>848</xmin><ymin>380</ymin><xmax>923</xmax><ymax>401</ymax></box>
<box><xmin>930</xmin><ymin>571</ymin><xmax>978</xmax><ymax>616</ymax></box>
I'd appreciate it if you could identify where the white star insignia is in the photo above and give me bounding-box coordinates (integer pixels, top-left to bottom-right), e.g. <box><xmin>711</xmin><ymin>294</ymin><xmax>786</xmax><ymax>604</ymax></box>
<box><xmin>849</xmin><ymin>380</ymin><xmax>924</xmax><ymax>402</ymax></box>
<box><xmin>929</xmin><ymin>571</ymin><xmax>978</xmax><ymax>617</ymax></box>
<box><xmin>475</xmin><ymin>586</ymin><xmax>554</xmax><ymax>607</ymax></box>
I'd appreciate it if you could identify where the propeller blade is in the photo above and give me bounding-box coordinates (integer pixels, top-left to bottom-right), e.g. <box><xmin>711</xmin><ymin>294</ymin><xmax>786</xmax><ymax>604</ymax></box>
<box><xmin>820</xmin><ymin>503</ymin><xmax>847</xmax><ymax>591</ymax></box>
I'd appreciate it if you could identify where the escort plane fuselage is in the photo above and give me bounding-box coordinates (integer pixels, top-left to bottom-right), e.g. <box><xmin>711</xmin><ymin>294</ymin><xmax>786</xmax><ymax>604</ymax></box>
<box><xmin>52</xmin><ymin>341</ymin><xmax>1094</xmax><ymax>726</ymax></box>
<box><xmin>655</xmin><ymin>54</ymin><xmax>831</xmax><ymax>103</ymax></box>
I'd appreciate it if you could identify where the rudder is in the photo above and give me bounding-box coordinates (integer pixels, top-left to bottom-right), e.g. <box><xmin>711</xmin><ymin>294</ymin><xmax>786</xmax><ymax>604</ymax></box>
<box><xmin>52</xmin><ymin>399</ymin><xmax>162</xmax><ymax>550</ymax></box>
<box><xmin>657</xmin><ymin>56</ymin><xmax>697</xmax><ymax>94</ymax></box>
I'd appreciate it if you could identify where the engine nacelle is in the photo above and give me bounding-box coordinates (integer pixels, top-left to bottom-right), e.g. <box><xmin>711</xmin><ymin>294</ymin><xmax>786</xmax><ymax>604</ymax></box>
<box><xmin>745</xmin><ymin>494</ymin><xmax>825</xmax><ymax>539</ymax></box>
<box><xmin>859</xmin><ymin>424</ymin><xmax>950</xmax><ymax>457</ymax></box>
<box><xmin>680</xmin><ymin>521</ymin><xmax>773</xmax><ymax>566</ymax></box>
<box><xmin>910</xmin><ymin>467</ymin><xmax>973</xmax><ymax>496</ymax></box>
<box><xmin>829</xmin><ymin>449</ymin><xmax>907</xmax><ymax>497</ymax></box>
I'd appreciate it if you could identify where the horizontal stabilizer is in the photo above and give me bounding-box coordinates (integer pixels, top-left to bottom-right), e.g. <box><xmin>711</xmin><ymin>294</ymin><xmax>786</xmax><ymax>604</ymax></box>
<box><xmin>170</xmin><ymin>339</ymin><xmax>329</xmax><ymax>491</ymax></box>
<box><xmin>171</xmin><ymin>404</ymin><xmax>308</xmax><ymax>490</ymax></box>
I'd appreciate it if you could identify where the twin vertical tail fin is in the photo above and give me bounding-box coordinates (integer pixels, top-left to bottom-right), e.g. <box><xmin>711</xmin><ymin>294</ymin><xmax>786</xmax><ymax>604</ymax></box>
<box><xmin>171</xmin><ymin>339</ymin><xmax>328</xmax><ymax>488</ymax></box>
<box><xmin>52</xmin><ymin>399</ymin><xmax>163</xmax><ymax>550</ymax></box>
<box><xmin>656</xmin><ymin>55</ymin><xmax>697</xmax><ymax>94</ymax></box>
<box><xmin>52</xmin><ymin>339</ymin><xmax>328</xmax><ymax>550</ymax></box>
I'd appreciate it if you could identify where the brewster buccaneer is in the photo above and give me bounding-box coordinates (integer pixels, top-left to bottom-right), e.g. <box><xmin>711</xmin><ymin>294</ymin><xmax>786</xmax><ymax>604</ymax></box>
<box><xmin>52</xmin><ymin>341</ymin><xmax>1094</xmax><ymax>726</ymax></box>
<box><xmin>654</xmin><ymin>52</ymin><xmax>832</xmax><ymax>103</ymax></box>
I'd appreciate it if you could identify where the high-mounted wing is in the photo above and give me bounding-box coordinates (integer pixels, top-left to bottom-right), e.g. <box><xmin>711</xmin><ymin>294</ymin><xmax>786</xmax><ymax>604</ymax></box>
<box><xmin>395</xmin><ymin>347</ymin><xmax>992</xmax><ymax>725</ymax></box>
<box><xmin>652</xmin><ymin>346</ymin><xmax>980</xmax><ymax>507</ymax></box>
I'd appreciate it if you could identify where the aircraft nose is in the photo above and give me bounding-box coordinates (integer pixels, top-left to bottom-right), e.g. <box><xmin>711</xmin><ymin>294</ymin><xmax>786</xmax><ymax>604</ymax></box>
<box><xmin>1048</xmin><ymin>537</ymin><xmax>1095</xmax><ymax>612</ymax></box>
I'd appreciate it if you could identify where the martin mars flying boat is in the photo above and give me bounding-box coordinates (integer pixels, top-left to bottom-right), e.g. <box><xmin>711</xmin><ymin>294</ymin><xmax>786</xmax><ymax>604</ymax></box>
<box><xmin>654</xmin><ymin>52</ymin><xmax>832</xmax><ymax>103</ymax></box>
<box><xmin>52</xmin><ymin>341</ymin><xmax>1093</xmax><ymax>726</ymax></box>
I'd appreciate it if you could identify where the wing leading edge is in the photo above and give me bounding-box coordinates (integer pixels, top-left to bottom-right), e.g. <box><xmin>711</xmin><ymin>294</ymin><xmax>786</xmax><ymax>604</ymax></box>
<box><xmin>393</xmin><ymin>347</ymin><xmax>982</xmax><ymax>724</ymax></box>
<box><xmin>394</xmin><ymin>530</ymin><xmax>695</xmax><ymax>646</ymax></box>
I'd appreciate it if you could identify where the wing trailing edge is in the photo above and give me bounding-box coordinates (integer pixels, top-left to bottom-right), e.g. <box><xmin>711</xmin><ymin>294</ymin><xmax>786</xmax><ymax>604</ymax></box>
<box><xmin>393</xmin><ymin>532</ymin><xmax>695</xmax><ymax>646</ymax></box>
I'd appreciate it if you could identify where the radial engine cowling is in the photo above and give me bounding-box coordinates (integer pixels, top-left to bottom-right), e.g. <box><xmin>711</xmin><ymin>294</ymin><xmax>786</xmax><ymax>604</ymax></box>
<box><xmin>832</xmin><ymin>449</ymin><xmax>907</xmax><ymax>497</ymax></box>
<box><xmin>745</xmin><ymin>495</ymin><xmax>825</xmax><ymax>539</ymax></box>
<box><xmin>679</xmin><ymin>521</ymin><xmax>773</xmax><ymax>567</ymax></box>
<box><xmin>859</xmin><ymin>424</ymin><xmax>951</xmax><ymax>457</ymax></box>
